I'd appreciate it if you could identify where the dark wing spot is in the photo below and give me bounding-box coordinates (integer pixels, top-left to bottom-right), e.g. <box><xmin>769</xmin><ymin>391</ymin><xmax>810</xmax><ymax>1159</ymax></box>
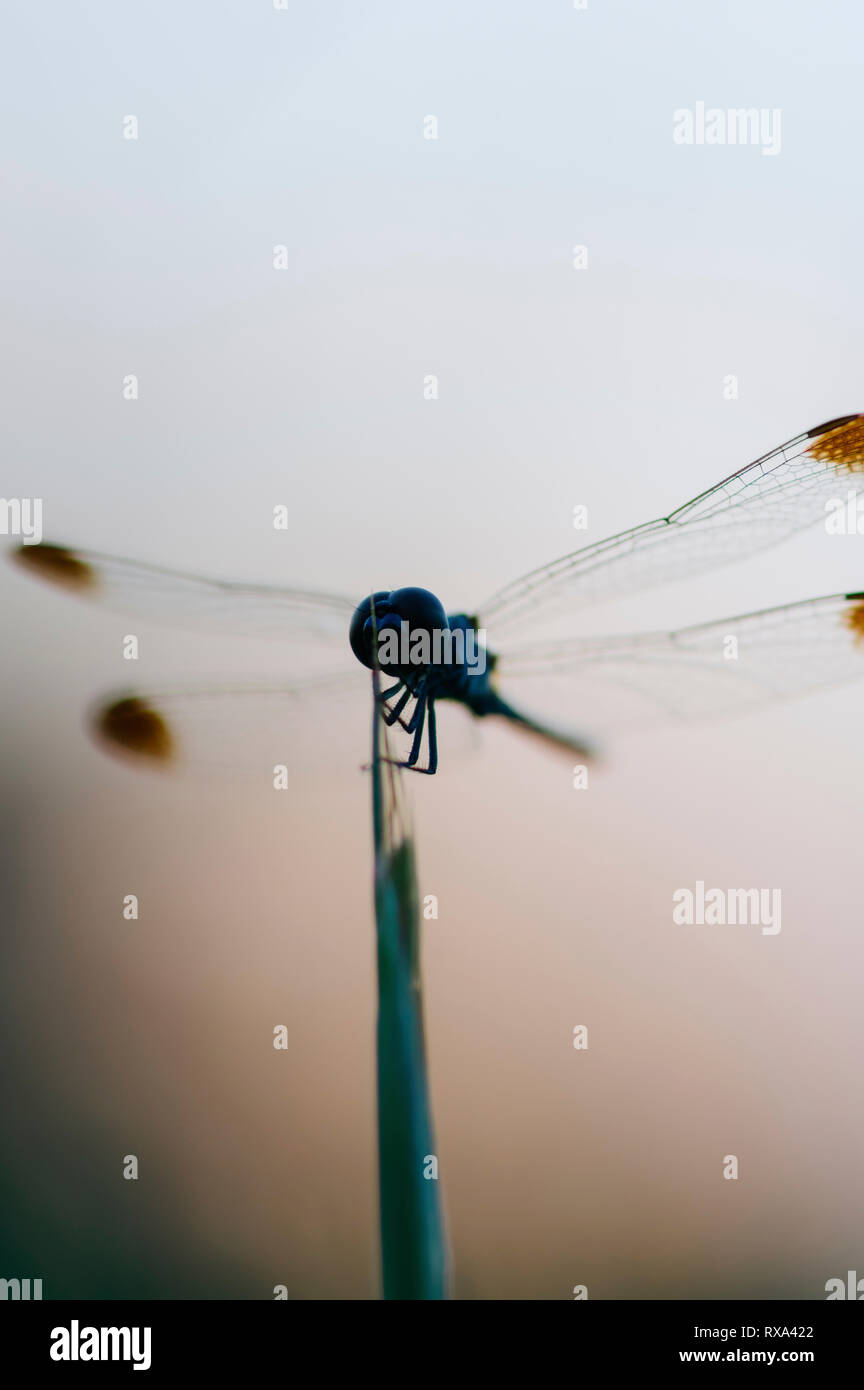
<box><xmin>844</xmin><ymin>598</ymin><xmax>864</xmax><ymax>646</ymax></box>
<box><xmin>10</xmin><ymin>543</ymin><xmax>97</xmax><ymax>592</ymax></box>
<box><xmin>93</xmin><ymin>697</ymin><xmax>174</xmax><ymax>764</ymax></box>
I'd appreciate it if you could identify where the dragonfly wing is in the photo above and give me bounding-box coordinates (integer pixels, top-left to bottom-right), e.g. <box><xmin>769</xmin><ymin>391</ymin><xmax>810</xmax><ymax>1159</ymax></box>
<box><xmin>479</xmin><ymin>414</ymin><xmax>864</xmax><ymax>636</ymax></box>
<box><xmin>495</xmin><ymin>591</ymin><xmax>864</xmax><ymax>733</ymax></box>
<box><xmin>9</xmin><ymin>543</ymin><xmax>356</xmax><ymax>643</ymax></box>
<box><xmin>88</xmin><ymin>670</ymin><xmax>368</xmax><ymax>774</ymax></box>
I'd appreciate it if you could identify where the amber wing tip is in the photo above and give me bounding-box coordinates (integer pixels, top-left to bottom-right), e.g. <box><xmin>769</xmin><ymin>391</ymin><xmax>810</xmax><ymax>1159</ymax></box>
<box><xmin>93</xmin><ymin>696</ymin><xmax>175</xmax><ymax>764</ymax></box>
<box><xmin>10</xmin><ymin>542</ymin><xmax>97</xmax><ymax>591</ymax></box>
<box><xmin>806</xmin><ymin>414</ymin><xmax>864</xmax><ymax>469</ymax></box>
<box><xmin>843</xmin><ymin>597</ymin><xmax>864</xmax><ymax>645</ymax></box>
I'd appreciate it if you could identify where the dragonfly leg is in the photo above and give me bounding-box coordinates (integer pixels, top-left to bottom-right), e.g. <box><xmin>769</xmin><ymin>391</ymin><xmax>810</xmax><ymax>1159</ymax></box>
<box><xmin>379</xmin><ymin>679</ymin><xmax>403</xmax><ymax>700</ymax></box>
<box><xmin>388</xmin><ymin>702</ymin><xmax>437</xmax><ymax>774</ymax></box>
<box><xmin>421</xmin><ymin>698</ymin><xmax>438</xmax><ymax>774</ymax></box>
<box><xmin>404</xmin><ymin>689</ymin><xmax>427</xmax><ymax>766</ymax></box>
<box><xmin>377</xmin><ymin>678</ymin><xmax>439</xmax><ymax>774</ymax></box>
<box><xmin>382</xmin><ymin>672</ymin><xmax>434</xmax><ymax>735</ymax></box>
<box><xmin>405</xmin><ymin>691</ymin><xmax>426</xmax><ymax>733</ymax></box>
<box><xmin>403</xmin><ymin>692</ymin><xmax>438</xmax><ymax>774</ymax></box>
<box><xmin>381</xmin><ymin>684</ymin><xmax>412</xmax><ymax>727</ymax></box>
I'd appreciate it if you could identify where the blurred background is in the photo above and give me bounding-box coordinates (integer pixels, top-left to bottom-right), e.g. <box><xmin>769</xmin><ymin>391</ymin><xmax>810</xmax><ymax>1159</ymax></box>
<box><xmin>1</xmin><ymin>0</ymin><xmax>863</xmax><ymax>1299</ymax></box>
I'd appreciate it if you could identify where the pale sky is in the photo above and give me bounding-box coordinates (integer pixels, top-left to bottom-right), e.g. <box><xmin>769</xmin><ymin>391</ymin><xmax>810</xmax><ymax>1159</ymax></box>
<box><xmin>1</xmin><ymin>1</ymin><xmax>863</xmax><ymax>1298</ymax></box>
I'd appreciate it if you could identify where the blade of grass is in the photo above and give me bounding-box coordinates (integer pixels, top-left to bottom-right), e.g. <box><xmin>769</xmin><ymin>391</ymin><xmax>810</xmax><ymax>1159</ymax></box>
<box><xmin>371</xmin><ymin>665</ymin><xmax>448</xmax><ymax>1300</ymax></box>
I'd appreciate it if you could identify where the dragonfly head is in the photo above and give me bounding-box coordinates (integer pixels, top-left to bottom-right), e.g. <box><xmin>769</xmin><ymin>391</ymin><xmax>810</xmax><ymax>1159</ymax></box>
<box><xmin>349</xmin><ymin>587</ymin><xmax>449</xmax><ymax>674</ymax></box>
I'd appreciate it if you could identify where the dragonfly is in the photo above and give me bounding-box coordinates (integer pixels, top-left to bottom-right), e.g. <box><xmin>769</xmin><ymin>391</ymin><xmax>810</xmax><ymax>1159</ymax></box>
<box><xmin>9</xmin><ymin>412</ymin><xmax>864</xmax><ymax>775</ymax></box>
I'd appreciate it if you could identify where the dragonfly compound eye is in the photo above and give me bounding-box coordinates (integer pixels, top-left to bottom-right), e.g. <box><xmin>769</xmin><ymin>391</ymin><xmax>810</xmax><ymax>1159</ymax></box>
<box><xmin>349</xmin><ymin>591</ymin><xmax>395</xmax><ymax>669</ymax></box>
<box><xmin>349</xmin><ymin>587</ymin><xmax>449</xmax><ymax>672</ymax></box>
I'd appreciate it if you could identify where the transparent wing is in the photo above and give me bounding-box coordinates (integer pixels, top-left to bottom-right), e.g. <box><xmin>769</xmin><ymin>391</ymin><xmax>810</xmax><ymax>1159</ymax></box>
<box><xmin>495</xmin><ymin>590</ymin><xmax>864</xmax><ymax>732</ymax></box>
<box><xmin>9</xmin><ymin>542</ymin><xmax>355</xmax><ymax>643</ymax></box>
<box><xmin>87</xmin><ymin>667</ymin><xmax>486</xmax><ymax>778</ymax></box>
<box><xmin>87</xmin><ymin>669</ymin><xmax>368</xmax><ymax>774</ymax></box>
<box><xmin>479</xmin><ymin>414</ymin><xmax>864</xmax><ymax>637</ymax></box>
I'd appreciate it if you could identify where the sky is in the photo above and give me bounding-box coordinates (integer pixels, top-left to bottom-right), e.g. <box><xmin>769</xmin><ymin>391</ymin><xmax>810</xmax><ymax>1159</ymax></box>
<box><xmin>1</xmin><ymin>0</ymin><xmax>863</xmax><ymax>1299</ymax></box>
